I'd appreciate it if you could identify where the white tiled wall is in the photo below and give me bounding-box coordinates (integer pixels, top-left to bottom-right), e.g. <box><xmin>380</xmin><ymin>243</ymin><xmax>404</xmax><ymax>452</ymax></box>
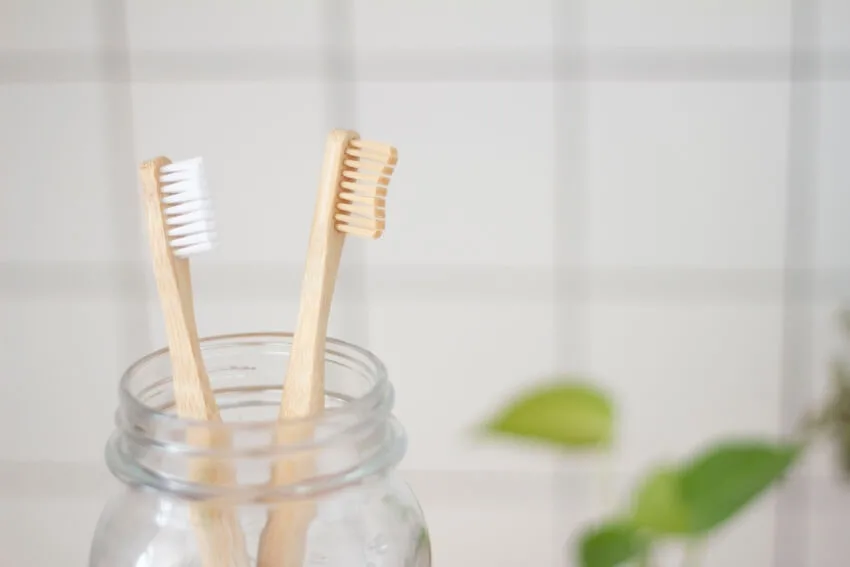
<box><xmin>354</xmin><ymin>81</ymin><xmax>555</xmax><ymax>268</ymax></box>
<box><xmin>1</xmin><ymin>2</ymin><xmax>849</xmax><ymax>567</ymax></box>
<box><xmin>0</xmin><ymin>84</ymin><xmax>117</xmax><ymax>264</ymax></box>
<box><xmin>583</xmin><ymin>0</ymin><xmax>792</xmax><ymax>50</ymax></box>
<box><xmin>130</xmin><ymin>81</ymin><xmax>327</xmax><ymax>266</ymax></box>
<box><xmin>124</xmin><ymin>2</ymin><xmax>323</xmax><ymax>51</ymax></box>
<box><xmin>584</xmin><ymin>81</ymin><xmax>789</xmax><ymax>271</ymax></box>
<box><xmin>352</xmin><ymin>0</ymin><xmax>554</xmax><ymax>51</ymax></box>
<box><xmin>813</xmin><ymin>82</ymin><xmax>850</xmax><ymax>273</ymax></box>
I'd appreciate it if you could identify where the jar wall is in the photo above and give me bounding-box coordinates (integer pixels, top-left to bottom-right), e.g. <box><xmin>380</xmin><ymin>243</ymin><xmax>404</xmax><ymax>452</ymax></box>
<box><xmin>89</xmin><ymin>473</ymin><xmax>430</xmax><ymax>567</ymax></box>
<box><xmin>89</xmin><ymin>333</ymin><xmax>431</xmax><ymax>567</ymax></box>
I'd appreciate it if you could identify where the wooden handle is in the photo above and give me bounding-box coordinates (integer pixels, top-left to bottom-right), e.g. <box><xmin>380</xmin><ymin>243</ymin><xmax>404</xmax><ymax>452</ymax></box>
<box><xmin>281</xmin><ymin>129</ymin><xmax>359</xmax><ymax>419</ymax></box>
<box><xmin>139</xmin><ymin>158</ymin><xmax>250</xmax><ymax>567</ymax></box>
<box><xmin>256</xmin><ymin>130</ymin><xmax>360</xmax><ymax>567</ymax></box>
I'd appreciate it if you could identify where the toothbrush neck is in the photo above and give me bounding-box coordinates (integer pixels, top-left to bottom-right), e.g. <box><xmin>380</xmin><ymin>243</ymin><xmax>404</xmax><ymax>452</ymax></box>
<box><xmin>293</xmin><ymin>228</ymin><xmax>346</xmax><ymax>351</ymax></box>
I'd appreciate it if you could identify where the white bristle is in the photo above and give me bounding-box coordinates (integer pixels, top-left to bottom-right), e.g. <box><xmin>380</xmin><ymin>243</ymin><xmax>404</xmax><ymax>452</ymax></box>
<box><xmin>159</xmin><ymin>157</ymin><xmax>217</xmax><ymax>258</ymax></box>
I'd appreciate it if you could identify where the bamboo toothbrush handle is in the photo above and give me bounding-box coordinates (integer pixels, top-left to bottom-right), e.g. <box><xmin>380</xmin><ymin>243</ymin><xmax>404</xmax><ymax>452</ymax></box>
<box><xmin>280</xmin><ymin>233</ymin><xmax>344</xmax><ymax>416</ymax></box>
<box><xmin>259</xmin><ymin>241</ymin><xmax>345</xmax><ymax>566</ymax></box>
<box><xmin>139</xmin><ymin>159</ymin><xmax>250</xmax><ymax>567</ymax></box>
<box><xmin>257</xmin><ymin>130</ymin><xmax>358</xmax><ymax>567</ymax></box>
<box><xmin>280</xmin><ymin>130</ymin><xmax>356</xmax><ymax>419</ymax></box>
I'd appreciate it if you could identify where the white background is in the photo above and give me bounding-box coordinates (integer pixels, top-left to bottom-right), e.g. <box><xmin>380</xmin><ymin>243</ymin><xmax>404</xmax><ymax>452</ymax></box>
<box><xmin>1</xmin><ymin>1</ymin><xmax>849</xmax><ymax>566</ymax></box>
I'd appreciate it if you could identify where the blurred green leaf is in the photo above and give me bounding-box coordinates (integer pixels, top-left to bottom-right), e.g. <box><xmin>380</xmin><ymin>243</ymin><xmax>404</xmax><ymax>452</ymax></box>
<box><xmin>631</xmin><ymin>442</ymin><xmax>800</xmax><ymax>537</ymax></box>
<box><xmin>679</xmin><ymin>440</ymin><xmax>800</xmax><ymax>534</ymax></box>
<box><xmin>631</xmin><ymin>467</ymin><xmax>691</xmax><ymax>535</ymax></box>
<box><xmin>578</xmin><ymin>522</ymin><xmax>650</xmax><ymax>567</ymax></box>
<box><xmin>482</xmin><ymin>381</ymin><xmax>614</xmax><ymax>449</ymax></box>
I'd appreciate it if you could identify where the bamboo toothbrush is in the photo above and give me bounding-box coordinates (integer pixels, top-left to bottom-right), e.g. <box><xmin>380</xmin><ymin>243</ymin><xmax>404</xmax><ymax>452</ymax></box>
<box><xmin>256</xmin><ymin>130</ymin><xmax>399</xmax><ymax>567</ymax></box>
<box><xmin>138</xmin><ymin>156</ymin><xmax>250</xmax><ymax>567</ymax></box>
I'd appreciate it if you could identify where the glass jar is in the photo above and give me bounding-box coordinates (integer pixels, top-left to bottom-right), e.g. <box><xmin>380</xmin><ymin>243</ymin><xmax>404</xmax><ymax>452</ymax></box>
<box><xmin>89</xmin><ymin>332</ymin><xmax>431</xmax><ymax>567</ymax></box>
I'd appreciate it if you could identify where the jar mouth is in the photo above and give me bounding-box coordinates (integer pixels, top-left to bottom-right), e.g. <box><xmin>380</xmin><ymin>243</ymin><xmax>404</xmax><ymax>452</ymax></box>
<box><xmin>119</xmin><ymin>331</ymin><xmax>391</xmax><ymax>433</ymax></box>
<box><xmin>110</xmin><ymin>332</ymin><xmax>405</xmax><ymax>500</ymax></box>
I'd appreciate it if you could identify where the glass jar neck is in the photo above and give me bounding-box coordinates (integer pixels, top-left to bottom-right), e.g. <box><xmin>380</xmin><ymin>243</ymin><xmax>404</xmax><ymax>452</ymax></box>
<box><xmin>106</xmin><ymin>333</ymin><xmax>407</xmax><ymax>503</ymax></box>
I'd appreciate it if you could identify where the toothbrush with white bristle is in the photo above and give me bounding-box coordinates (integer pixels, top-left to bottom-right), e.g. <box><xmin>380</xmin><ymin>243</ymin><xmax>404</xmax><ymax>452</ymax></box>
<box><xmin>161</xmin><ymin>157</ymin><xmax>218</xmax><ymax>257</ymax></box>
<box><xmin>138</xmin><ymin>156</ymin><xmax>250</xmax><ymax>567</ymax></box>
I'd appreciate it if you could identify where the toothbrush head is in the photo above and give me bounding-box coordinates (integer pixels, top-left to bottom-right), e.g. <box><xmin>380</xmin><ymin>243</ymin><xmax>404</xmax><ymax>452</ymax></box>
<box><xmin>335</xmin><ymin>138</ymin><xmax>398</xmax><ymax>240</ymax></box>
<box><xmin>158</xmin><ymin>157</ymin><xmax>218</xmax><ymax>258</ymax></box>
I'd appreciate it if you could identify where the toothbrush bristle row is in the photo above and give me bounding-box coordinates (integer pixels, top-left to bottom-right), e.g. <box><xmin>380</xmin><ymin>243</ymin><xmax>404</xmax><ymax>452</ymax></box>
<box><xmin>159</xmin><ymin>157</ymin><xmax>218</xmax><ymax>257</ymax></box>
<box><xmin>335</xmin><ymin>139</ymin><xmax>398</xmax><ymax>239</ymax></box>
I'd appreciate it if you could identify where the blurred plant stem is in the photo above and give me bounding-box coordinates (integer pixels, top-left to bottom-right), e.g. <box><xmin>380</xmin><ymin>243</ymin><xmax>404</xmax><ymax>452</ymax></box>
<box><xmin>800</xmin><ymin>309</ymin><xmax>850</xmax><ymax>478</ymax></box>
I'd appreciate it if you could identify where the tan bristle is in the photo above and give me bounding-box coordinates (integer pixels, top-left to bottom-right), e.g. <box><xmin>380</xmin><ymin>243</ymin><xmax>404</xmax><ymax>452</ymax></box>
<box><xmin>340</xmin><ymin>182</ymin><xmax>387</xmax><ymax>198</ymax></box>
<box><xmin>349</xmin><ymin>139</ymin><xmax>398</xmax><ymax>162</ymax></box>
<box><xmin>334</xmin><ymin>213</ymin><xmax>385</xmax><ymax>230</ymax></box>
<box><xmin>339</xmin><ymin>192</ymin><xmax>386</xmax><ymax>207</ymax></box>
<box><xmin>342</xmin><ymin>170</ymin><xmax>391</xmax><ymax>185</ymax></box>
<box><xmin>345</xmin><ymin>148</ymin><xmax>397</xmax><ymax>165</ymax></box>
<box><xmin>337</xmin><ymin>201</ymin><xmax>385</xmax><ymax>217</ymax></box>
<box><xmin>336</xmin><ymin>139</ymin><xmax>397</xmax><ymax>240</ymax></box>
<box><xmin>336</xmin><ymin>224</ymin><xmax>381</xmax><ymax>238</ymax></box>
<box><xmin>343</xmin><ymin>159</ymin><xmax>394</xmax><ymax>174</ymax></box>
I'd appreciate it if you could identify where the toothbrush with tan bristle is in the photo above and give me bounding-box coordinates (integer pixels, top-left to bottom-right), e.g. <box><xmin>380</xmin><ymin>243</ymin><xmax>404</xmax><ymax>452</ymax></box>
<box><xmin>256</xmin><ymin>130</ymin><xmax>398</xmax><ymax>567</ymax></box>
<box><xmin>138</xmin><ymin>156</ymin><xmax>250</xmax><ymax>567</ymax></box>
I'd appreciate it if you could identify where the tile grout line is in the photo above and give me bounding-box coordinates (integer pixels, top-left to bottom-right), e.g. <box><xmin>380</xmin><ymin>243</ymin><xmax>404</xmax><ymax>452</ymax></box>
<box><xmin>552</xmin><ymin>0</ymin><xmax>591</xmax><ymax>563</ymax></box>
<box><xmin>774</xmin><ymin>1</ymin><xmax>820</xmax><ymax>566</ymax></box>
<box><xmin>320</xmin><ymin>0</ymin><xmax>371</xmax><ymax>347</ymax></box>
<box><xmin>2</xmin><ymin>49</ymin><xmax>850</xmax><ymax>83</ymax></box>
<box><xmin>552</xmin><ymin>0</ymin><xmax>591</xmax><ymax>388</ymax></box>
<box><xmin>1</xmin><ymin>263</ymin><xmax>847</xmax><ymax>302</ymax></box>
<box><xmin>93</xmin><ymin>1</ymin><xmax>153</xmax><ymax>370</ymax></box>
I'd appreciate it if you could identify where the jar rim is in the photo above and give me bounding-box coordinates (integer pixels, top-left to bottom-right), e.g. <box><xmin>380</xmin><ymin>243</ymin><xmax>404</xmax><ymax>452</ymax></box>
<box><xmin>112</xmin><ymin>331</ymin><xmax>405</xmax><ymax>500</ymax></box>
<box><xmin>119</xmin><ymin>331</ymin><xmax>391</xmax><ymax>433</ymax></box>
